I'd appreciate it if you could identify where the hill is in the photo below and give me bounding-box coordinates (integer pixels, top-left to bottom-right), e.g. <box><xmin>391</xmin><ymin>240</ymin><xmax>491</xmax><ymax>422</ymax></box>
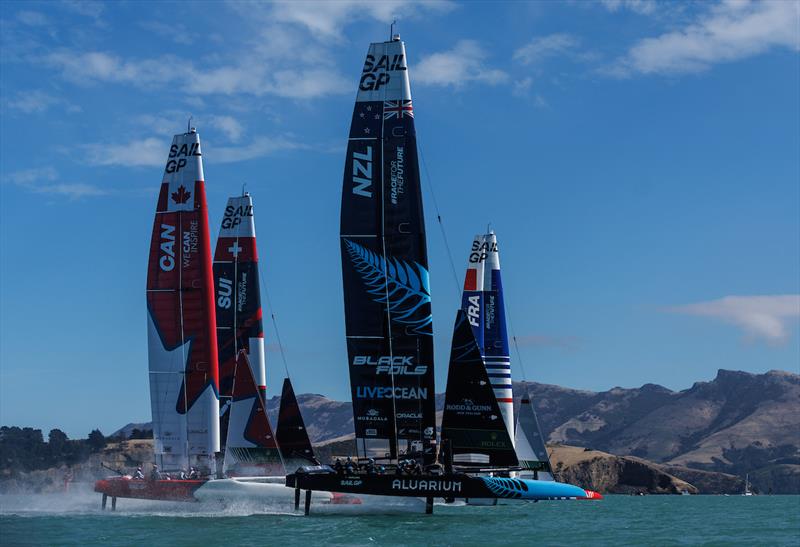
<box><xmin>107</xmin><ymin>369</ymin><xmax>800</xmax><ymax>493</ymax></box>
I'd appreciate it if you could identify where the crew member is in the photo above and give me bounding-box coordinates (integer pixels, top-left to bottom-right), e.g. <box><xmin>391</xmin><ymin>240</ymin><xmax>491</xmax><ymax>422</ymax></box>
<box><xmin>188</xmin><ymin>467</ymin><xmax>198</xmax><ymax>479</ymax></box>
<box><xmin>133</xmin><ymin>466</ymin><xmax>144</xmax><ymax>480</ymax></box>
<box><xmin>333</xmin><ymin>458</ymin><xmax>344</xmax><ymax>475</ymax></box>
<box><xmin>150</xmin><ymin>464</ymin><xmax>161</xmax><ymax>481</ymax></box>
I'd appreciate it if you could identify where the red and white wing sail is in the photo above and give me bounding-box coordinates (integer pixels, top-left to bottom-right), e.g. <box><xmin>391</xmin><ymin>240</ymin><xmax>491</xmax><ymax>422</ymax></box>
<box><xmin>213</xmin><ymin>194</ymin><xmax>266</xmax><ymax>403</ymax></box>
<box><xmin>146</xmin><ymin>129</ymin><xmax>220</xmax><ymax>472</ymax></box>
<box><xmin>222</xmin><ymin>351</ymin><xmax>283</xmax><ymax>477</ymax></box>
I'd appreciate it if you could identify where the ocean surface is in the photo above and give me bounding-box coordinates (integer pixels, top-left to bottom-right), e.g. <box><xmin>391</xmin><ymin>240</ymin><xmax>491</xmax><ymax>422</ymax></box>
<box><xmin>1</xmin><ymin>488</ymin><xmax>798</xmax><ymax>546</ymax></box>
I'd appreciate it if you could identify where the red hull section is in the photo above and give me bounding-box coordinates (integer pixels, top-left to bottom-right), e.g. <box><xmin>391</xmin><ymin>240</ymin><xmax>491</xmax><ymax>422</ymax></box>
<box><xmin>94</xmin><ymin>477</ymin><xmax>205</xmax><ymax>502</ymax></box>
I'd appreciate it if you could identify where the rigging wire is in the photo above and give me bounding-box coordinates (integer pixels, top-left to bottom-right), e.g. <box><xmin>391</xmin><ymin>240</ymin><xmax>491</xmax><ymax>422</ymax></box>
<box><xmin>417</xmin><ymin>139</ymin><xmax>461</xmax><ymax>300</ymax></box>
<box><xmin>259</xmin><ymin>268</ymin><xmax>292</xmax><ymax>381</ymax></box>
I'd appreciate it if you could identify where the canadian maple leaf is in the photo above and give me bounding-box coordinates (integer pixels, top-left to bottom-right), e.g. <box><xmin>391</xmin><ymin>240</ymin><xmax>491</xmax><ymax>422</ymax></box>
<box><xmin>171</xmin><ymin>185</ymin><xmax>191</xmax><ymax>204</ymax></box>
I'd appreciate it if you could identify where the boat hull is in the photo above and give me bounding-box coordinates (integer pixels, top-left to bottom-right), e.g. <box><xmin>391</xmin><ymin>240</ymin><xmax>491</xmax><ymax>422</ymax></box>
<box><xmin>94</xmin><ymin>477</ymin><xmax>204</xmax><ymax>502</ymax></box>
<box><xmin>94</xmin><ymin>476</ymin><xmax>334</xmax><ymax>505</ymax></box>
<box><xmin>287</xmin><ymin>471</ymin><xmax>601</xmax><ymax>501</ymax></box>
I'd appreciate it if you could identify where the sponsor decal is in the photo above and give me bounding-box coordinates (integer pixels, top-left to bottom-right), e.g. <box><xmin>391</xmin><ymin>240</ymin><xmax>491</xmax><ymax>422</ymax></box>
<box><xmin>359</xmin><ymin>54</ymin><xmax>406</xmax><ymax>91</ymax></box>
<box><xmin>222</xmin><ymin>204</ymin><xmax>253</xmax><ymax>229</ymax></box>
<box><xmin>485</xmin><ymin>294</ymin><xmax>496</xmax><ymax>330</ymax></box>
<box><xmin>446</xmin><ymin>398</ymin><xmax>493</xmax><ymax>415</ymax></box>
<box><xmin>237</xmin><ymin>272</ymin><xmax>248</xmax><ymax>312</ymax></box>
<box><xmin>391</xmin><ymin>479</ymin><xmax>462</xmax><ymax>493</ymax></box>
<box><xmin>480</xmin><ymin>431</ymin><xmax>510</xmax><ymax>449</ymax></box>
<box><xmin>356</xmin><ymin>386</ymin><xmax>428</xmax><ymax>400</ymax></box>
<box><xmin>390</xmin><ymin>146</ymin><xmax>405</xmax><ymax>205</ymax></box>
<box><xmin>182</xmin><ymin>220</ymin><xmax>198</xmax><ymax>267</ymax></box>
<box><xmin>424</xmin><ymin>427</ymin><xmax>434</xmax><ymax>438</ymax></box>
<box><xmin>396</xmin><ymin>412</ymin><xmax>422</xmax><ymax>420</ymax></box>
<box><xmin>217</xmin><ymin>277</ymin><xmax>232</xmax><ymax>308</ymax></box>
<box><xmin>352</xmin><ymin>355</ymin><xmax>427</xmax><ymax>375</ymax></box>
<box><xmin>340</xmin><ymin>479</ymin><xmax>363</xmax><ymax>486</ymax></box>
<box><xmin>159</xmin><ymin>224</ymin><xmax>176</xmax><ymax>271</ymax></box>
<box><xmin>466</xmin><ymin>295</ymin><xmax>480</xmax><ymax>327</ymax></box>
<box><xmin>352</xmin><ymin>145</ymin><xmax>373</xmax><ymax>197</ymax></box>
<box><xmin>365</xmin><ymin>428</ymin><xmax>377</xmax><ymax>436</ymax></box>
<box><xmin>357</xmin><ymin>408</ymin><xmax>388</xmax><ymax>423</ymax></box>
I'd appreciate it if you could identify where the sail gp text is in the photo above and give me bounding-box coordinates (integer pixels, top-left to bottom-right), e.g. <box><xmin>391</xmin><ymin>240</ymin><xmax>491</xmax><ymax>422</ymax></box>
<box><xmin>164</xmin><ymin>142</ymin><xmax>201</xmax><ymax>174</ymax></box>
<box><xmin>356</xmin><ymin>386</ymin><xmax>428</xmax><ymax>400</ymax></box>
<box><xmin>359</xmin><ymin>54</ymin><xmax>406</xmax><ymax>91</ymax></box>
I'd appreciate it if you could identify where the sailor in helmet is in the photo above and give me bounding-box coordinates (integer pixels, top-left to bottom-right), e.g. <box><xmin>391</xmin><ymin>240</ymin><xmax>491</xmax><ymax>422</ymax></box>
<box><xmin>150</xmin><ymin>464</ymin><xmax>161</xmax><ymax>481</ymax></box>
<box><xmin>132</xmin><ymin>466</ymin><xmax>144</xmax><ymax>480</ymax></box>
<box><xmin>188</xmin><ymin>466</ymin><xmax>198</xmax><ymax>479</ymax></box>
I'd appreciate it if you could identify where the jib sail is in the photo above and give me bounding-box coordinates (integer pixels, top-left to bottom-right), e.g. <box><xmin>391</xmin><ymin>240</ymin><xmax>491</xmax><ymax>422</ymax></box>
<box><xmin>223</xmin><ymin>351</ymin><xmax>283</xmax><ymax>477</ymax></box>
<box><xmin>213</xmin><ymin>193</ymin><xmax>266</xmax><ymax>402</ymax></box>
<box><xmin>441</xmin><ymin>310</ymin><xmax>518</xmax><ymax>467</ymax></box>
<box><xmin>146</xmin><ymin>128</ymin><xmax>220</xmax><ymax>473</ymax></box>
<box><xmin>276</xmin><ymin>378</ymin><xmax>318</xmax><ymax>468</ymax></box>
<box><xmin>462</xmin><ymin>231</ymin><xmax>514</xmax><ymax>443</ymax></box>
<box><xmin>340</xmin><ymin>35</ymin><xmax>435</xmax><ymax>462</ymax></box>
<box><xmin>514</xmin><ymin>394</ymin><xmax>555</xmax><ymax>480</ymax></box>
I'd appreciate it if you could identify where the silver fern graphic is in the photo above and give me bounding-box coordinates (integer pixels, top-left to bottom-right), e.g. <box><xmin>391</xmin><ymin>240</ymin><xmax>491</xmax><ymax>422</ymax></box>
<box><xmin>481</xmin><ymin>477</ymin><xmax>527</xmax><ymax>499</ymax></box>
<box><xmin>344</xmin><ymin>239</ymin><xmax>432</xmax><ymax>335</ymax></box>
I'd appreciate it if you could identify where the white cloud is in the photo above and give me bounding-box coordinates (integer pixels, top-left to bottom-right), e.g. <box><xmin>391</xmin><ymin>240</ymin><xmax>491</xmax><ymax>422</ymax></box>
<box><xmin>207</xmin><ymin>115</ymin><xmax>244</xmax><ymax>143</ymax></box>
<box><xmin>81</xmin><ymin>138</ymin><xmax>165</xmax><ymax>167</ymax></box>
<box><xmin>4</xmin><ymin>90</ymin><xmax>80</xmax><ymax>114</ymax></box>
<box><xmin>269</xmin><ymin>0</ymin><xmax>454</xmax><ymax>39</ymax></box>
<box><xmin>600</xmin><ymin>0</ymin><xmax>657</xmax><ymax>15</ymax></box>
<box><xmin>16</xmin><ymin>11</ymin><xmax>50</xmax><ymax>26</ymax></box>
<box><xmin>42</xmin><ymin>50</ymin><xmax>351</xmax><ymax>100</ymax></box>
<box><xmin>139</xmin><ymin>21</ymin><xmax>193</xmax><ymax>45</ymax></box>
<box><xmin>60</xmin><ymin>0</ymin><xmax>105</xmax><ymax>21</ymax></box>
<box><xmin>211</xmin><ymin>136</ymin><xmax>307</xmax><ymax>163</ymax></box>
<box><xmin>415</xmin><ymin>40</ymin><xmax>508</xmax><ymax>87</ymax></box>
<box><xmin>512</xmin><ymin>77</ymin><xmax>533</xmax><ymax>97</ymax></box>
<box><xmin>668</xmin><ymin>295</ymin><xmax>800</xmax><ymax>344</ymax></box>
<box><xmin>610</xmin><ymin>0</ymin><xmax>800</xmax><ymax>76</ymax></box>
<box><xmin>513</xmin><ymin>33</ymin><xmax>581</xmax><ymax>65</ymax></box>
<box><xmin>5</xmin><ymin>167</ymin><xmax>106</xmax><ymax>198</ymax></box>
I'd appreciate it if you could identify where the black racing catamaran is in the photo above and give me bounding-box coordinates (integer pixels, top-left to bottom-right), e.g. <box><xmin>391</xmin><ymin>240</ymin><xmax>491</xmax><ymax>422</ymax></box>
<box><xmin>285</xmin><ymin>34</ymin><xmax>600</xmax><ymax>513</ymax></box>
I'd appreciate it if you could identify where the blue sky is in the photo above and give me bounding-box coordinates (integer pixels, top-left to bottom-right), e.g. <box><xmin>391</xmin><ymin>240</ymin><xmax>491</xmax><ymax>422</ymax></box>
<box><xmin>1</xmin><ymin>0</ymin><xmax>798</xmax><ymax>438</ymax></box>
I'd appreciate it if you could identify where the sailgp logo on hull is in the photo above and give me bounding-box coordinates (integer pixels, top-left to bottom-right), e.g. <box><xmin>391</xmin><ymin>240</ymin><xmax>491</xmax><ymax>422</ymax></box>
<box><xmin>391</xmin><ymin>479</ymin><xmax>462</xmax><ymax>493</ymax></box>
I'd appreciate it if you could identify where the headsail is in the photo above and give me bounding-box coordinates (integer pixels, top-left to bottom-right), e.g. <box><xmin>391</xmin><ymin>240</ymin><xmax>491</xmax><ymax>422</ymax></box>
<box><xmin>213</xmin><ymin>193</ymin><xmax>266</xmax><ymax>403</ymax></box>
<box><xmin>340</xmin><ymin>36</ymin><xmax>436</xmax><ymax>462</ymax></box>
<box><xmin>276</xmin><ymin>378</ymin><xmax>318</xmax><ymax>468</ymax></box>
<box><xmin>462</xmin><ymin>232</ymin><xmax>514</xmax><ymax>443</ymax></box>
<box><xmin>441</xmin><ymin>310</ymin><xmax>518</xmax><ymax>467</ymax></box>
<box><xmin>146</xmin><ymin>128</ymin><xmax>220</xmax><ymax>472</ymax></box>
<box><xmin>222</xmin><ymin>351</ymin><xmax>283</xmax><ymax>477</ymax></box>
<box><xmin>514</xmin><ymin>394</ymin><xmax>555</xmax><ymax>480</ymax></box>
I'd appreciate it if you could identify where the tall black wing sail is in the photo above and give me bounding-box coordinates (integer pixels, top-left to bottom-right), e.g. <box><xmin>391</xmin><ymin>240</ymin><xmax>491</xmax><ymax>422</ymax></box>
<box><xmin>276</xmin><ymin>378</ymin><xmax>318</xmax><ymax>467</ymax></box>
<box><xmin>441</xmin><ymin>310</ymin><xmax>518</xmax><ymax>467</ymax></box>
<box><xmin>340</xmin><ymin>37</ymin><xmax>435</xmax><ymax>461</ymax></box>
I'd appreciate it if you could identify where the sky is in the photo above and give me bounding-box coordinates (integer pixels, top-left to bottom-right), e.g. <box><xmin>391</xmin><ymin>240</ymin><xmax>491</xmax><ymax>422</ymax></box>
<box><xmin>1</xmin><ymin>0</ymin><xmax>798</xmax><ymax>438</ymax></box>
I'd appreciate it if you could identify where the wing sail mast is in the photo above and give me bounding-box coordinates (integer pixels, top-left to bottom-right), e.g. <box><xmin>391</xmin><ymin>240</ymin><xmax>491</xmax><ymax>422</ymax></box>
<box><xmin>462</xmin><ymin>232</ymin><xmax>514</xmax><ymax>443</ymax></box>
<box><xmin>146</xmin><ymin>127</ymin><xmax>220</xmax><ymax>473</ymax></box>
<box><xmin>340</xmin><ymin>35</ymin><xmax>436</xmax><ymax>463</ymax></box>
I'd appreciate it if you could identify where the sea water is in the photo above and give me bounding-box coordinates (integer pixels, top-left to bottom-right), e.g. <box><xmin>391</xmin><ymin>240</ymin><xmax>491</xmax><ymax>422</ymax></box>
<box><xmin>1</xmin><ymin>488</ymin><xmax>798</xmax><ymax>546</ymax></box>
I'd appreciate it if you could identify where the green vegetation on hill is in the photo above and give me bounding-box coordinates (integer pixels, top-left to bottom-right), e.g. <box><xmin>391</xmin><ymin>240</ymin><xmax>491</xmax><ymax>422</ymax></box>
<box><xmin>0</xmin><ymin>426</ymin><xmax>105</xmax><ymax>476</ymax></box>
